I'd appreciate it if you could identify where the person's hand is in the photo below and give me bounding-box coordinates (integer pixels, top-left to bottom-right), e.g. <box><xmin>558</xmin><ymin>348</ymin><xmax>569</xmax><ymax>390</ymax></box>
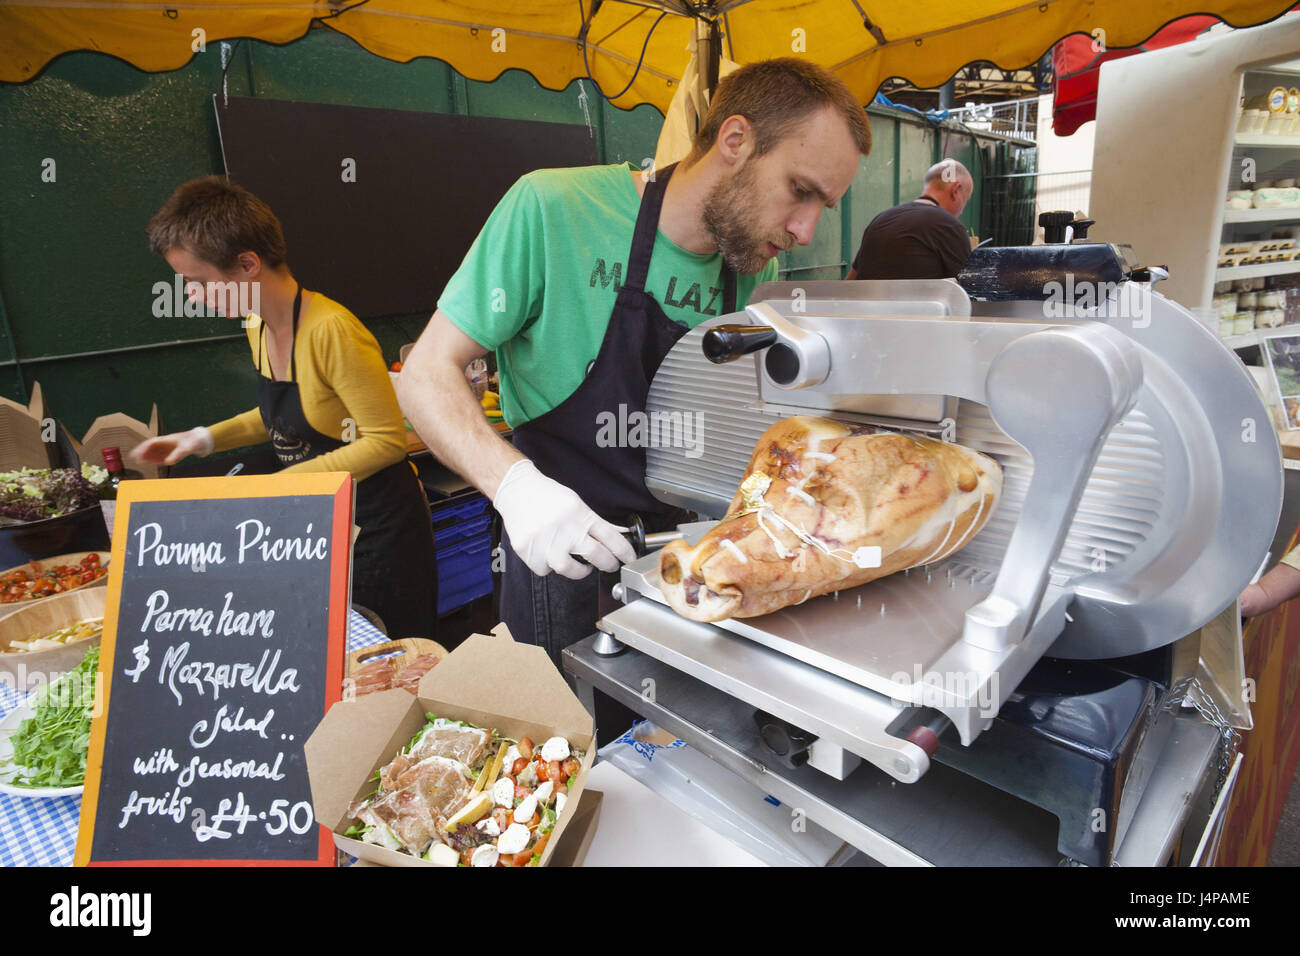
<box><xmin>492</xmin><ymin>460</ymin><xmax>635</xmax><ymax>579</ymax></box>
<box><xmin>1239</xmin><ymin>582</ymin><xmax>1274</xmax><ymax>618</ymax></box>
<box><xmin>132</xmin><ymin>427</ymin><xmax>214</xmax><ymax>466</ymax></box>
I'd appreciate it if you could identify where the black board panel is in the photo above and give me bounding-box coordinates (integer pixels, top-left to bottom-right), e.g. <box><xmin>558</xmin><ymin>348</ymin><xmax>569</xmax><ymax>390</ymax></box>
<box><xmin>215</xmin><ymin>96</ymin><xmax>598</xmax><ymax>319</ymax></box>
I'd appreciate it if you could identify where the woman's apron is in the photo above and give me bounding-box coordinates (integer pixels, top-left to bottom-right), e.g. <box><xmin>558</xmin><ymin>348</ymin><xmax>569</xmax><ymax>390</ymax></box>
<box><xmin>256</xmin><ymin>286</ymin><xmax>438</xmax><ymax>639</ymax></box>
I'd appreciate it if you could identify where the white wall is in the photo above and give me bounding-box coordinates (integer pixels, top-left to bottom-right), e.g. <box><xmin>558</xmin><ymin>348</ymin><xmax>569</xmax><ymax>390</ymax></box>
<box><xmin>1033</xmin><ymin>93</ymin><xmax>1096</xmax><ymax>242</ymax></box>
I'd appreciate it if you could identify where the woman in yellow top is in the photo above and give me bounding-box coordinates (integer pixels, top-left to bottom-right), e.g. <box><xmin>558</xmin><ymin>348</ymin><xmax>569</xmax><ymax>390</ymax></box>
<box><xmin>134</xmin><ymin>177</ymin><xmax>438</xmax><ymax>639</ymax></box>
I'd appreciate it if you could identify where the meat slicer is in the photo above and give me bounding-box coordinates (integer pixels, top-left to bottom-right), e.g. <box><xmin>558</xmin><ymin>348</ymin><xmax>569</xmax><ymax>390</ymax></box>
<box><xmin>563</xmin><ymin>245</ymin><xmax>1280</xmax><ymax>866</ymax></box>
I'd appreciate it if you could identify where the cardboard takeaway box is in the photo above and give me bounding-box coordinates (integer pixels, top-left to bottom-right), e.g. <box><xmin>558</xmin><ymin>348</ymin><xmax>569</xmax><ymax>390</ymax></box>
<box><xmin>0</xmin><ymin>386</ymin><xmax>164</xmax><ymax>477</ymax></box>
<box><xmin>0</xmin><ymin>382</ymin><xmax>57</xmax><ymax>471</ymax></box>
<box><xmin>70</xmin><ymin>406</ymin><xmax>164</xmax><ymax>480</ymax></box>
<box><xmin>305</xmin><ymin>625</ymin><xmax>600</xmax><ymax>867</ymax></box>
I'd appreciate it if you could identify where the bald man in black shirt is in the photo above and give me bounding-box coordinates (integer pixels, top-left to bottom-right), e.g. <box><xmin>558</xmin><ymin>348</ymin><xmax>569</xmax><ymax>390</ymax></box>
<box><xmin>847</xmin><ymin>159</ymin><xmax>974</xmax><ymax>280</ymax></box>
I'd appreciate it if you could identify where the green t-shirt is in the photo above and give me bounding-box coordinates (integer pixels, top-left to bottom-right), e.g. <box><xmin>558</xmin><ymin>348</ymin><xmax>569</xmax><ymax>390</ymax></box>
<box><xmin>438</xmin><ymin>163</ymin><xmax>780</xmax><ymax>428</ymax></box>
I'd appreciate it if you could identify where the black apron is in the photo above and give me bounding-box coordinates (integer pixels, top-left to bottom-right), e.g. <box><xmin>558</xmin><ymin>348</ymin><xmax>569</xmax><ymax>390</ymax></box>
<box><xmin>510</xmin><ymin>162</ymin><xmax>736</xmax><ymax>524</ymax></box>
<box><xmin>256</xmin><ymin>286</ymin><xmax>438</xmax><ymax>639</ymax></box>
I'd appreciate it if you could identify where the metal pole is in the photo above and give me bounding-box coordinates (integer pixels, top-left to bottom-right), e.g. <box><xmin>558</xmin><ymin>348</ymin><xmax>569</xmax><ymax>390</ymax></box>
<box><xmin>694</xmin><ymin>16</ymin><xmax>721</xmax><ymax>105</ymax></box>
<box><xmin>0</xmin><ymin>333</ymin><xmax>248</xmax><ymax>368</ymax></box>
<box><xmin>707</xmin><ymin>17</ymin><xmax>721</xmax><ymax>97</ymax></box>
<box><xmin>0</xmin><ymin>282</ymin><xmax>25</xmax><ymax>399</ymax></box>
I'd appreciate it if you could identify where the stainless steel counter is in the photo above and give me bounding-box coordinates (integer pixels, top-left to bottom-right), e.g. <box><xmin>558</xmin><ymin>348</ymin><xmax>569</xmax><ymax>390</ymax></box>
<box><xmin>565</xmin><ymin>634</ymin><xmax>1221</xmax><ymax>866</ymax></box>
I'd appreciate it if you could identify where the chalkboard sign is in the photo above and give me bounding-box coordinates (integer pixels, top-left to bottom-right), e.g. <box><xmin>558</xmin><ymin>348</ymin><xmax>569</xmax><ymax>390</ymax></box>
<box><xmin>75</xmin><ymin>473</ymin><xmax>352</xmax><ymax>866</ymax></box>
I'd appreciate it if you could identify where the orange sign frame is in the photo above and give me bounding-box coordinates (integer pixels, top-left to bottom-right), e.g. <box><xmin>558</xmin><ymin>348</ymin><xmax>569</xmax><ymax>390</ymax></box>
<box><xmin>74</xmin><ymin>473</ymin><xmax>353</xmax><ymax>867</ymax></box>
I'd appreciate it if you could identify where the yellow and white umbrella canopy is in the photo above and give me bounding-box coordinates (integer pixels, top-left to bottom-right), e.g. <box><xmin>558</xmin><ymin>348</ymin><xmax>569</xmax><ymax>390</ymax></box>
<box><xmin>3</xmin><ymin>0</ymin><xmax>1296</xmax><ymax>108</ymax></box>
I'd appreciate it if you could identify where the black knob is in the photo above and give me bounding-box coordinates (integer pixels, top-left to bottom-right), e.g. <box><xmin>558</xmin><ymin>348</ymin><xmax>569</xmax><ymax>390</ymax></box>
<box><xmin>1070</xmin><ymin>218</ymin><xmax>1096</xmax><ymax>242</ymax></box>
<box><xmin>702</xmin><ymin>324</ymin><xmax>778</xmax><ymax>364</ymax></box>
<box><xmin>1038</xmin><ymin>210</ymin><xmax>1075</xmax><ymax>244</ymax></box>
<box><xmin>753</xmin><ymin>709</ymin><xmax>815</xmax><ymax>770</ymax></box>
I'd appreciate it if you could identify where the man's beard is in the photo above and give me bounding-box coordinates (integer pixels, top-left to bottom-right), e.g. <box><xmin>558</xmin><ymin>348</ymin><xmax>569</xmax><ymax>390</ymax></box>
<box><xmin>701</xmin><ymin>162</ymin><xmax>785</xmax><ymax>275</ymax></box>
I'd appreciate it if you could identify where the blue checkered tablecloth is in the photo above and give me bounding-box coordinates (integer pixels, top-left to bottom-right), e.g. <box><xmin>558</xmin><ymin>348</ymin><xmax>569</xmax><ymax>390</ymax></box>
<box><xmin>0</xmin><ymin>610</ymin><xmax>389</xmax><ymax>867</ymax></box>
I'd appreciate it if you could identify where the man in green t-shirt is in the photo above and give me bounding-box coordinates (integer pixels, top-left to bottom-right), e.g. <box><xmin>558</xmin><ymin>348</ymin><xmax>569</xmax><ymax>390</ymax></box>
<box><xmin>400</xmin><ymin>58</ymin><xmax>871</xmax><ymax>668</ymax></box>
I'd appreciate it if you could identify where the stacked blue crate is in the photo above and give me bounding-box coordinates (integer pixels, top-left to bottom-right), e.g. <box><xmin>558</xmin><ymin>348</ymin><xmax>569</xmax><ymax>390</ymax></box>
<box><xmin>429</xmin><ymin>490</ymin><xmax>494</xmax><ymax>615</ymax></box>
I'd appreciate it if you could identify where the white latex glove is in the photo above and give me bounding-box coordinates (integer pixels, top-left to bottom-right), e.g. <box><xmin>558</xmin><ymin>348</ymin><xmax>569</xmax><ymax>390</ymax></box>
<box><xmin>493</xmin><ymin>460</ymin><xmax>636</xmax><ymax>579</ymax></box>
<box><xmin>131</xmin><ymin>427</ymin><xmax>214</xmax><ymax>466</ymax></box>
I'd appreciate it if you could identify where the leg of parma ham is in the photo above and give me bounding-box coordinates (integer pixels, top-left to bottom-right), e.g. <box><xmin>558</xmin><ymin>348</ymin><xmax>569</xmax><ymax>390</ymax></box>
<box><xmin>657</xmin><ymin>416</ymin><xmax>1002</xmax><ymax>622</ymax></box>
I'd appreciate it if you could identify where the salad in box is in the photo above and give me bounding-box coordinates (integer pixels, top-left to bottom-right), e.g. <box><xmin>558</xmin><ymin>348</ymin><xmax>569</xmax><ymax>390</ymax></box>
<box><xmin>344</xmin><ymin>715</ymin><xmax>584</xmax><ymax>866</ymax></box>
<box><xmin>304</xmin><ymin>625</ymin><xmax>596</xmax><ymax>867</ymax></box>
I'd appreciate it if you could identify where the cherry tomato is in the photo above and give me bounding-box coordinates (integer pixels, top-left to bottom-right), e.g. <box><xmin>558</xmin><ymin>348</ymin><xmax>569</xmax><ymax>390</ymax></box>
<box><xmin>500</xmin><ymin>852</ymin><xmax>531</xmax><ymax>867</ymax></box>
<box><xmin>514</xmin><ymin>785</ymin><xmax>531</xmax><ymax>802</ymax></box>
<box><xmin>530</xmin><ymin>833</ymin><xmax>550</xmax><ymax>858</ymax></box>
<box><xmin>460</xmin><ymin>847</ymin><xmax>474</xmax><ymax>867</ymax></box>
<box><xmin>517</xmin><ymin>737</ymin><xmax>534</xmax><ymax>759</ymax></box>
<box><xmin>535</xmin><ymin>760</ymin><xmax>551</xmax><ymax>783</ymax></box>
<box><xmin>511</xmin><ymin>758</ymin><xmax>528</xmax><ymax>776</ymax></box>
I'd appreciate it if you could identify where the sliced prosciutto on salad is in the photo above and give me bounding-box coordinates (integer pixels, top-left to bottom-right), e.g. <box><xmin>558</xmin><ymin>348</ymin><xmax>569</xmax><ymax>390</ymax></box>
<box><xmin>346</xmin><ymin>715</ymin><xmax>582</xmax><ymax>866</ymax></box>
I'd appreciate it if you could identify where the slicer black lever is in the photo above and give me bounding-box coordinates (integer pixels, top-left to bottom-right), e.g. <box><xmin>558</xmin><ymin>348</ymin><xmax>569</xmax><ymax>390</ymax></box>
<box><xmin>1130</xmin><ymin>265</ymin><xmax>1169</xmax><ymax>284</ymax></box>
<box><xmin>702</xmin><ymin>324</ymin><xmax>778</xmax><ymax>364</ymax></box>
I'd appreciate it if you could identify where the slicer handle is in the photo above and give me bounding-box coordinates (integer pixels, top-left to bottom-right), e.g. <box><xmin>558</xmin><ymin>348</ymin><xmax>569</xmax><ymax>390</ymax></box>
<box><xmin>702</xmin><ymin>324</ymin><xmax>778</xmax><ymax>364</ymax></box>
<box><xmin>620</xmin><ymin>513</ymin><xmax>684</xmax><ymax>557</ymax></box>
<box><xmin>964</xmin><ymin>323</ymin><xmax>1143</xmax><ymax>653</ymax></box>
